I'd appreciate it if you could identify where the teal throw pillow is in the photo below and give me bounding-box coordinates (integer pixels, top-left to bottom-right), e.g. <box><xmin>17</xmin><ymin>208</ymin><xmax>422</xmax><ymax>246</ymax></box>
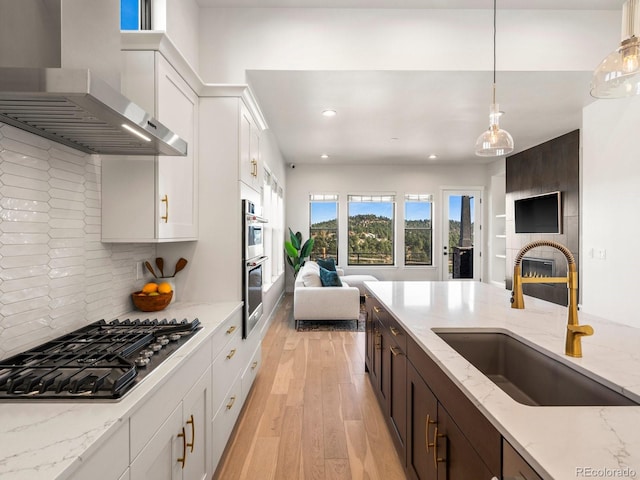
<box><xmin>317</xmin><ymin>258</ymin><xmax>337</xmax><ymax>271</ymax></box>
<box><xmin>319</xmin><ymin>266</ymin><xmax>342</xmax><ymax>287</ymax></box>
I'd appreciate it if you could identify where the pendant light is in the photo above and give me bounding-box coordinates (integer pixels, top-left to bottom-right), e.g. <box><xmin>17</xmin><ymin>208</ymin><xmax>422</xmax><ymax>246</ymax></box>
<box><xmin>591</xmin><ymin>0</ymin><xmax>640</xmax><ymax>98</ymax></box>
<box><xmin>475</xmin><ymin>0</ymin><xmax>514</xmax><ymax>157</ymax></box>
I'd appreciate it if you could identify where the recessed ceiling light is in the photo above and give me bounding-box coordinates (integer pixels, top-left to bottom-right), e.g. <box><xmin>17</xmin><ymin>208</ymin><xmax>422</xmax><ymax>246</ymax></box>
<box><xmin>428</xmin><ymin>154</ymin><xmax>438</xmax><ymax>160</ymax></box>
<box><xmin>322</xmin><ymin>109</ymin><xmax>337</xmax><ymax>117</ymax></box>
<box><xmin>390</xmin><ymin>137</ymin><xmax>399</xmax><ymax>141</ymax></box>
<box><xmin>320</xmin><ymin>154</ymin><xmax>329</xmax><ymax>159</ymax></box>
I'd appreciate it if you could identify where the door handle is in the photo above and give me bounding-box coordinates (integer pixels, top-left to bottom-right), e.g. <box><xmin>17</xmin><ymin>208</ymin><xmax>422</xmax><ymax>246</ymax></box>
<box><xmin>186</xmin><ymin>414</ymin><xmax>195</xmax><ymax>453</ymax></box>
<box><xmin>177</xmin><ymin>426</ymin><xmax>187</xmax><ymax>468</ymax></box>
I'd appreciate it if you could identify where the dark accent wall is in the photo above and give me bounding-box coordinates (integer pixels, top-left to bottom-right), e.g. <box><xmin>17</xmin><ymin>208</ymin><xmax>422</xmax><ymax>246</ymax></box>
<box><xmin>505</xmin><ymin>130</ymin><xmax>580</xmax><ymax>306</ymax></box>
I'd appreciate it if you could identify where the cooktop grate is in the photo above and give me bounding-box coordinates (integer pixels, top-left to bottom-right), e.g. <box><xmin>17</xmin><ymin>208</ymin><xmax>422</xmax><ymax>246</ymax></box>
<box><xmin>0</xmin><ymin>318</ymin><xmax>201</xmax><ymax>400</ymax></box>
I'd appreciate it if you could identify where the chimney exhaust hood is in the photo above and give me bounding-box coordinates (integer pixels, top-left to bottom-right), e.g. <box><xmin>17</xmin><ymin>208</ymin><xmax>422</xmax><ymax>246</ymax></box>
<box><xmin>0</xmin><ymin>67</ymin><xmax>188</xmax><ymax>156</ymax></box>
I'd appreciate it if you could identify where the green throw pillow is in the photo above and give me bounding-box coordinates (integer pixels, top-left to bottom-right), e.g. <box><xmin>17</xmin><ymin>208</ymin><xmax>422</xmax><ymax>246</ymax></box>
<box><xmin>319</xmin><ymin>266</ymin><xmax>342</xmax><ymax>287</ymax></box>
<box><xmin>317</xmin><ymin>258</ymin><xmax>337</xmax><ymax>271</ymax></box>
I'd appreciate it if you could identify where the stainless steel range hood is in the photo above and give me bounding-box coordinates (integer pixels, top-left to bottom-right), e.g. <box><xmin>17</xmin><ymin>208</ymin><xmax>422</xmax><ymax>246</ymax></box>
<box><xmin>0</xmin><ymin>67</ymin><xmax>187</xmax><ymax>156</ymax></box>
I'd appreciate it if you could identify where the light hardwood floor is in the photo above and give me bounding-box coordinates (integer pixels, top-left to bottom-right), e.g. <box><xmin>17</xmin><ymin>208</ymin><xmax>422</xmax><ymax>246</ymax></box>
<box><xmin>213</xmin><ymin>294</ymin><xmax>407</xmax><ymax>480</ymax></box>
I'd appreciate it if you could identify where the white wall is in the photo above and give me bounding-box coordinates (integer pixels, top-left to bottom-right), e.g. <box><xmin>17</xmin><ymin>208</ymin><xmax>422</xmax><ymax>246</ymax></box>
<box><xmin>285</xmin><ymin>162</ymin><xmax>490</xmax><ymax>291</ymax></box>
<box><xmin>581</xmin><ymin>96</ymin><xmax>640</xmax><ymax>328</ymax></box>
<box><xmin>0</xmin><ymin>124</ymin><xmax>155</xmax><ymax>360</ymax></box>
<box><xmin>166</xmin><ymin>0</ymin><xmax>200</xmax><ymax>71</ymax></box>
<box><xmin>197</xmin><ymin>8</ymin><xmax>619</xmax><ymax>83</ymax></box>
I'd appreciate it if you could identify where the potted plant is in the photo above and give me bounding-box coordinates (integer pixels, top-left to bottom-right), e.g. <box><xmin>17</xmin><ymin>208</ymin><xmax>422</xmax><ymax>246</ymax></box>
<box><xmin>284</xmin><ymin>228</ymin><xmax>314</xmax><ymax>278</ymax></box>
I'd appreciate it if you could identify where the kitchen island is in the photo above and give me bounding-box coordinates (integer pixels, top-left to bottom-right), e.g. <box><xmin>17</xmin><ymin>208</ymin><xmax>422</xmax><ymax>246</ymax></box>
<box><xmin>0</xmin><ymin>300</ymin><xmax>250</xmax><ymax>480</ymax></box>
<box><xmin>364</xmin><ymin>281</ymin><xmax>640</xmax><ymax>480</ymax></box>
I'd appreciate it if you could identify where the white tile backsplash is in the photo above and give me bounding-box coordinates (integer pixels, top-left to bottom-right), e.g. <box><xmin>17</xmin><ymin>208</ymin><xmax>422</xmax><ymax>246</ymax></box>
<box><xmin>0</xmin><ymin>123</ymin><xmax>156</xmax><ymax>360</ymax></box>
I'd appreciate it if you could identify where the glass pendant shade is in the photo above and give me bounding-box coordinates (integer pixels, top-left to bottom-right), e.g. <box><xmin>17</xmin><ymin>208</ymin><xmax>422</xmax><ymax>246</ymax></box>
<box><xmin>475</xmin><ymin>103</ymin><xmax>514</xmax><ymax>157</ymax></box>
<box><xmin>591</xmin><ymin>0</ymin><xmax>640</xmax><ymax>98</ymax></box>
<box><xmin>474</xmin><ymin>0</ymin><xmax>514</xmax><ymax>157</ymax></box>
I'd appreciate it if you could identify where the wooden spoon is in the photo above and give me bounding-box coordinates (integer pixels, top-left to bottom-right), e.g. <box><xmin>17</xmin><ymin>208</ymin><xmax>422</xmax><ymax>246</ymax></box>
<box><xmin>173</xmin><ymin>258</ymin><xmax>188</xmax><ymax>277</ymax></box>
<box><xmin>144</xmin><ymin>261</ymin><xmax>157</xmax><ymax>278</ymax></box>
<box><xmin>155</xmin><ymin>257</ymin><xmax>165</xmax><ymax>277</ymax></box>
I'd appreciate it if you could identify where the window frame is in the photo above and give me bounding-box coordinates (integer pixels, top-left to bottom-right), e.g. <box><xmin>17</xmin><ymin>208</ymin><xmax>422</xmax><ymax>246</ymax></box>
<box><xmin>404</xmin><ymin>194</ymin><xmax>434</xmax><ymax>266</ymax></box>
<box><xmin>309</xmin><ymin>194</ymin><xmax>339</xmax><ymax>262</ymax></box>
<box><xmin>347</xmin><ymin>194</ymin><xmax>396</xmax><ymax>266</ymax></box>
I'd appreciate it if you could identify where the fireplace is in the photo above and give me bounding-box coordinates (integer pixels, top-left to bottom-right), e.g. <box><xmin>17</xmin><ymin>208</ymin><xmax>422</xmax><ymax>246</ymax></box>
<box><xmin>521</xmin><ymin>257</ymin><xmax>555</xmax><ymax>278</ymax></box>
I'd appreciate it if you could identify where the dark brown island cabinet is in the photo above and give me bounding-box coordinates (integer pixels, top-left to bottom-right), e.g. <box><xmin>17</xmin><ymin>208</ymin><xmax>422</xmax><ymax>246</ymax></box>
<box><xmin>364</xmin><ymin>294</ymin><xmax>543</xmax><ymax>480</ymax></box>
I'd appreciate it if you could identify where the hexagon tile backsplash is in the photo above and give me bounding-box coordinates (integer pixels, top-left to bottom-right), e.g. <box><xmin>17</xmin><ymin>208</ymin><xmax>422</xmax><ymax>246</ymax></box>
<box><xmin>0</xmin><ymin>123</ymin><xmax>155</xmax><ymax>360</ymax></box>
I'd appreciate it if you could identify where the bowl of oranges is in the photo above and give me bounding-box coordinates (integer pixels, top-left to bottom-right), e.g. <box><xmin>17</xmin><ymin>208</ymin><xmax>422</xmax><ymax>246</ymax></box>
<box><xmin>132</xmin><ymin>281</ymin><xmax>173</xmax><ymax>312</ymax></box>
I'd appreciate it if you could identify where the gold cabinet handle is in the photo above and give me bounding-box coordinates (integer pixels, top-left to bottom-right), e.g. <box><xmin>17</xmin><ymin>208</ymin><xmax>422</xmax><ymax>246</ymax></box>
<box><xmin>226</xmin><ymin>395</ymin><xmax>236</xmax><ymax>410</ymax></box>
<box><xmin>364</xmin><ymin>293</ymin><xmax>370</xmax><ymax>298</ymax></box>
<box><xmin>374</xmin><ymin>330</ymin><xmax>382</xmax><ymax>350</ymax></box>
<box><xmin>390</xmin><ymin>346</ymin><xmax>402</xmax><ymax>357</ymax></box>
<box><xmin>177</xmin><ymin>426</ymin><xmax>187</xmax><ymax>469</ymax></box>
<box><xmin>161</xmin><ymin>194</ymin><xmax>169</xmax><ymax>223</ymax></box>
<box><xmin>431</xmin><ymin>426</ymin><xmax>446</xmax><ymax>468</ymax></box>
<box><xmin>373</xmin><ymin>306</ymin><xmax>382</xmax><ymax>313</ymax></box>
<box><xmin>390</xmin><ymin>326</ymin><xmax>400</xmax><ymax>336</ymax></box>
<box><xmin>186</xmin><ymin>414</ymin><xmax>195</xmax><ymax>453</ymax></box>
<box><xmin>226</xmin><ymin>325</ymin><xmax>237</xmax><ymax>335</ymax></box>
<box><xmin>251</xmin><ymin>361</ymin><xmax>258</xmax><ymax>370</ymax></box>
<box><xmin>226</xmin><ymin>348</ymin><xmax>236</xmax><ymax>360</ymax></box>
<box><xmin>425</xmin><ymin>414</ymin><xmax>436</xmax><ymax>452</ymax></box>
<box><xmin>251</xmin><ymin>158</ymin><xmax>258</xmax><ymax>177</ymax></box>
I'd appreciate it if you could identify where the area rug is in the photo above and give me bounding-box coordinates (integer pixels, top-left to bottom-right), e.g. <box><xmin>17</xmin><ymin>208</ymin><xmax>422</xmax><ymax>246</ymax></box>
<box><xmin>295</xmin><ymin>304</ymin><xmax>366</xmax><ymax>332</ymax></box>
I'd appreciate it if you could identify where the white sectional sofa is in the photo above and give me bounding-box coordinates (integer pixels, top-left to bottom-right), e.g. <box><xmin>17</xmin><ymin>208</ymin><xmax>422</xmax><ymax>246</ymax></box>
<box><xmin>293</xmin><ymin>261</ymin><xmax>360</xmax><ymax>325</ymax></box>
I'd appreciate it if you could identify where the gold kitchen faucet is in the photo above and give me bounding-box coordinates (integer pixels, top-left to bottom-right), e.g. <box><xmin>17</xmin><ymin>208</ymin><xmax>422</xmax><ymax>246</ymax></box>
<box><xmin>511</xmin><ymin>240</ymin><xmax>593</xmax><ymax>358</ymax></box>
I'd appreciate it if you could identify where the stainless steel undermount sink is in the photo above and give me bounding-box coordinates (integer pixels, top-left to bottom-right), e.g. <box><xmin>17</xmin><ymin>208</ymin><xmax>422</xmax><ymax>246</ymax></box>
<box><xmin>433</xmin><ymin>329</ymin><xmax>639</xmax><ymax>407</ymax></box>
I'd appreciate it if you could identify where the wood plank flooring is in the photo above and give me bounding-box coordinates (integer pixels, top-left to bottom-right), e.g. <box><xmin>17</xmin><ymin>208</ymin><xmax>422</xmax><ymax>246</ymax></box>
<box><xmin>213</xmin><ymin>294</ymin><xmax>407</xmax><ymax>480</ymax></box>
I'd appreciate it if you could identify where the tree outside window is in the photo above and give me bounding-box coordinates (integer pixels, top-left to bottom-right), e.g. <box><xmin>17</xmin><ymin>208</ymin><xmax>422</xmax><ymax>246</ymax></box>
<box><xmin>348</xmin><ymin>195</ymin><xmax>395</xmax><ymax>265</ymax></box>
<box><xmin>309</xmin><ymin>194</ymin><xmax>338</xmax><ymax>261</ymax></box>
<box><xmin>405</xmin><ymin>194</ymin><xmax>433</xmax><ymax>265</ymax></box>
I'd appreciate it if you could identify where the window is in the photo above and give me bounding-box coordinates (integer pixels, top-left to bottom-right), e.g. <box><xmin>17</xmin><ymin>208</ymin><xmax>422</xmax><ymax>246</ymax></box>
<box><xmin>348</xmin><ymin>195</ymin><xmax>395</xmax><ymax>265</ymax></box>
<box><xmin>309</xmin><ymin>194</ymin><xmax>338</xmax><ymax>261</ymax></box>
<box><xmin>263</xmin><ymin>168</ymin><xmax>285</xmax><ymax>284</ymax></box>
<box><xmin>404</xmin><ymin>194</ymin><xmax>433</xmax><ymax>265</ymax></box>
<box><xmin>120</xmin><ymin>0</ymin><xmax>151</xmax><ymax>30</ymax></box>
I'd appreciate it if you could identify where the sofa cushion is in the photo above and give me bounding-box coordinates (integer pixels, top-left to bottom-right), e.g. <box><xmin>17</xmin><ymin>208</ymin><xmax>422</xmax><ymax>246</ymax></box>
<box><xmin>319</xmin><ymin>266</ymin><xmax>342</xmax><ymax>287</ymax></box>
<box><xmin>317</xmin><ymin>258</ymin><xmax>337</xmax><ymax>271</ymax></box>
<box><xmin>301</xmin><ymin>266</ymin><xmax>322</xmax><ymax>287</ymax></box>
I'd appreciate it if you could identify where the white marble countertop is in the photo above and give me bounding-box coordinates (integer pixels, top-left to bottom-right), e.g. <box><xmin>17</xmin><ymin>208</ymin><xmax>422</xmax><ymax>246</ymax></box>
<box><xmin>364</xmin><ymin>281</ymin><xmax>640</xmax><ymax>480</ymax></box>
<box><xmin>0</xmin><ymin>300</ymin><xmax>243</xmax><ymax>480</ymax></box>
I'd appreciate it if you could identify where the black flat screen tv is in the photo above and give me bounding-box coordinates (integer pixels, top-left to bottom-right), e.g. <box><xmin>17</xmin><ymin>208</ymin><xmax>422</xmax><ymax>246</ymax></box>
<box><xmin>514</xmin><ymin>191</ymin><xmax>562</xmax><ymax>234</ymax></box>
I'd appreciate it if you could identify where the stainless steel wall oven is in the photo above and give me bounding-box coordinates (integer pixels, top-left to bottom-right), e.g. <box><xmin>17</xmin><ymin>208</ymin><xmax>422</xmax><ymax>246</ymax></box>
<box><xmin>242</xmin><ymin>200</ymin><xmax>268</xmax><ymax>338</ymax></box>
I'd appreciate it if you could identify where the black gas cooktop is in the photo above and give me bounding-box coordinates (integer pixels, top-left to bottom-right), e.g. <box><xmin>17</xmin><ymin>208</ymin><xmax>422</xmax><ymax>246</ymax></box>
<box><xmin>0</xmin><ymin>318</ymin><xmax>201</xmax><ymax>400</ymax></box>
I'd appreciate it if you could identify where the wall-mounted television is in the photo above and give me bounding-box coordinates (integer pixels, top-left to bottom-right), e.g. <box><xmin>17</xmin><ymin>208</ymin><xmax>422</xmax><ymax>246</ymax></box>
<box><xmin>514</xmin><ymin>191</ymin><xmax>562</xmax><ymax>234</ymax></box>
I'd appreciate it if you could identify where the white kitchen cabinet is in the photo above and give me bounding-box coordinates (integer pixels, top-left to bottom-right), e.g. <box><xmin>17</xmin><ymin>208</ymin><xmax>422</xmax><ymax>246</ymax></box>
<box><xmin>102</xmin><ymin>51</ymin><xmax>198</xmax><ymax>242</ymax></box>
<box><xmin>239</xmin><ymin>102</ymin><xmax>262</xmax><ymax>194</ymax></box>
<box><xmin>241</xmin><ymin>341</ymin><xmax>261</xmax><ymax>405</ymax></box>
<box><xmin>130</xmin><ymin>366</ymin><xmax>212</xmax><ymax>480</ymax></box>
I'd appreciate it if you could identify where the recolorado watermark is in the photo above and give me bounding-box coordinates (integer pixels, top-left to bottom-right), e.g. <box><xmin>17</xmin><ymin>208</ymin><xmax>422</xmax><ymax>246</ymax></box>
<box><xmin>576</xmin><ymin>467</ymin><xmax>637</xmax><ymax>478</ymax></box>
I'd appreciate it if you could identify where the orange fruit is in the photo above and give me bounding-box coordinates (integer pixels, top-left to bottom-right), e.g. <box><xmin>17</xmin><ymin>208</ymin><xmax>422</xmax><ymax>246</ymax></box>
<box><xmin>158</xmin><ymin>282</ymin><xmax>172</xmax><ymax>294</ymax></box>
<box><xmin>142</xmin><ymin>282</ymin><xmax>158</xmax><ymax>294</ymax></box>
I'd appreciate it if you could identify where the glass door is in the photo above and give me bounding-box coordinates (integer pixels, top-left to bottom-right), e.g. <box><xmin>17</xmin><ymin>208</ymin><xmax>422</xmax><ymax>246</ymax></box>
<box><xmin>441</xmin><ymin>190</ymin><xmax>482</xmax><ymax>281</ymax></box>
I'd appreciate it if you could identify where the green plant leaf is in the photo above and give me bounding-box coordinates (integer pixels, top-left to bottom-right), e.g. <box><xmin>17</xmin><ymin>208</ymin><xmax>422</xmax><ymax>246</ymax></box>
<box><xmin>300</xmin><ymin>237</ymin><xmax>315</xmax><ymax>259</ymax></box>
<box><xmin>289</xmin><ymin>228</ymin><xmax>301</xmax><ymax>250</ymax></box>
<box><xmin>284</xmin><ymin>241</ymin><xmax>298</xmax><ymax>258</ymax></box>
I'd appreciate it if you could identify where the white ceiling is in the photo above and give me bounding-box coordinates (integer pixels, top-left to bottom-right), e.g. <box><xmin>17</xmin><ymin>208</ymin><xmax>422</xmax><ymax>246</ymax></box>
<box><xmin>247</xmin><ymin>70</ymin><xmax>593</xmax><ymax>165</ymax></box>
<box><xmin>200</xmin><ymin>1</ymin><xmax>623</xmax><ymax>166</ymax></box>
<box><xmin>197</xmin><ymin>0</ymin><xmax>624</xmax><ymax>9</ymax></box>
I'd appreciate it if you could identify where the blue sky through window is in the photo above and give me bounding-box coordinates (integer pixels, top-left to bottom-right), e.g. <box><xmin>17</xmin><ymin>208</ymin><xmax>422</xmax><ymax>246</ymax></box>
<box><xmin>349</xmin><ymin>202</ymin><xmax>392</xmax><ymax>218</ymax></box>
<box><xmin>310</xmin><ymin>202</ymin><xmax>337</xmax><ymax>224</ymax></box>
<box><xmin>405</xmin><ymin>202</ymin><xmax>431</xmax><ymax>221</ymax></box>
<box><xmin>121</xmin><ymin>0</ymin><xmax>139</xmax><ymax>30</ymax></box>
